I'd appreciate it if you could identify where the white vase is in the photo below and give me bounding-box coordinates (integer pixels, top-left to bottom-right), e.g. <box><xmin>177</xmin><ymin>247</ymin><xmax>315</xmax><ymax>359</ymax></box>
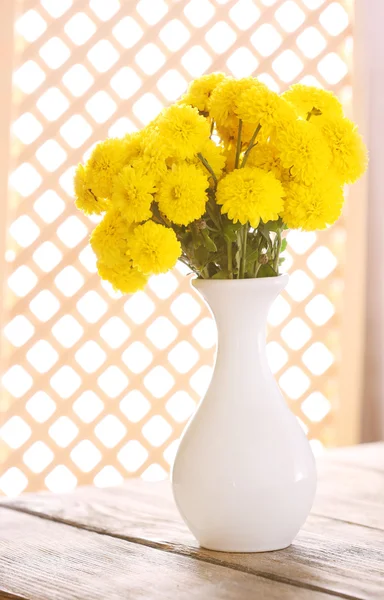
<box><xmin>171</xmin><ymin>275</ymin><xmax>316</xmax><ymax>552</ymax></box>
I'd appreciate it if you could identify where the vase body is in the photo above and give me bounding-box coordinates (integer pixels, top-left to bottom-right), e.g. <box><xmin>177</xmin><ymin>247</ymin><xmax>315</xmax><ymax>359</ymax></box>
<box><xmin>171</xmin><ymin>275</ymin><xmax>316</xmax><ymax>552</ymax></box>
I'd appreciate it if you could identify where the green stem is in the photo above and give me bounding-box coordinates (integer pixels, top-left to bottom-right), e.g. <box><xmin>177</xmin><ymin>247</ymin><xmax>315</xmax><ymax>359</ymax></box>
<box><xmin>197</xmin><ymin>153</ymin><xmax>217</xmax><ymax>186</ymax></box>
<box><xmin>235</xmin><ymin>119</ymin><xmax>243</xmax><ymax>169</ymax></box>
<box><xmin>227</xmin><ymin>241</ymin><xmax>233</xmax><ymax>279</ymax></box>
<box><xmin>241</xmin><ymin>123</ymin><xmax>262</xmax><ymax>168</ymax></box>
<box><xmin>273</xmin><ymin>230</ymin><xmax>282</xmax><ymax>274</ymax></box>
<box><xmin>151</xmin><ymin>203</ymin><xmax>169</xmax><ymax>227</ymax></box>
<box><xmin>240</xmin><ymin>225</ymin><xmax>248</xmax><ymax>279</ymax></box>
<box><xmin>252</xmin><ymin>232</ymin><xmax>261</xmax><ymax>277</ymax></box>
<box><xmin>206</xmin><ymin>201</ymin><xmax>221</xmax><ymax>231</ymax></box>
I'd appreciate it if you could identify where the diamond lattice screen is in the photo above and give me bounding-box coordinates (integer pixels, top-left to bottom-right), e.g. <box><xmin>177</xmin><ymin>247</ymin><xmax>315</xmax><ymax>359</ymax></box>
<box><xmin>0</xmin><ymin>0</ymin><xmax>353</xmax><ymax>496</ymax></box>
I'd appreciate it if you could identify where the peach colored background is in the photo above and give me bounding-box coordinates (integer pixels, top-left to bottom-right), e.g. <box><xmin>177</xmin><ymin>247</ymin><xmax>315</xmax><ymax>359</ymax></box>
<box><xmin>0</xmin><ymin>0</ymin><xmax>363</xmax><ymax>496</ymax></box>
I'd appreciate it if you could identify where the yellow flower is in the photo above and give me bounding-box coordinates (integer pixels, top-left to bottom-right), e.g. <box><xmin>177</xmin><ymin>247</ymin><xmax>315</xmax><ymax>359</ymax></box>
<box><xmin>74</xmin><ymin>164</ymin><xmax>109</xmax><ymax>215</ymax></box>
<box><xmin>282</xmin><ymin>177</ymin><xmax>344</xmax><ymax>230</ymax></box>
<box><xmin>130</xmin><ymin>147</ymin><xmax>168</xmax><ymax>184</ymax></box>
<box><xmin>208</xmin><ymin>77</ymin><xmax>256</xmax><ymax>135</ymax></box>
<box><xmin>274</xmin><ymin>119</ymin><xmax>331</xmax><ymax>185</ymax></box>
<box><xmin>125</xmin><ymin>126</ymin><xmax>170</xmax><ymax>183</ymax></box>
<box><xmin>216</xmin><ymin>167</ymin><xmax>285</xmax><ymax>227</ymax></box>
<box><xmin>127</xmin><ymin>221</ymin><xmax>181</xmax><ymax>274</ymax></box>
<box><xmin>236</xmin><ymin>84</ymin><xmax>296</xmax><ymax>133</ymax></box>
<box><xmin>282</xmin><ymin>84</ymin><xmax>343</xmax><ymax>121</ymax></box>
<box><xmin>111</xmin><ymin>165</ymin><xmax>155</xmax><ymax>222</ymax></box>
<box><xmin>194</xmin><ymin>139</ymin><xmax>226</xmax><ymax>177</ymax></box>
<box><xmin>320</xmin><ymin>117</ymin><xmax>368</xmax><ymax>184</ymax></box>
<box><xmin>97</xmin><ymin>260</ymin><xmax>148</xmax><ymax>294</ymax></box>
<box><xmin>157</xmin><ymin>105</ymin><xmax>210</xmax><ymax>159</ymax></box>
<box><xmin>123</xmin><ymin>131</ymin><xmax>143</xmax><ymax>162</ymax></box>
<box><xmin>157</xmin><ymin>163</ymin><xmax>208</xmax><ymax>225</ymax></box>
<box><xmin>90</xmin><ymin>208</ymin><xmax>132</xmax><ymax>267</ymax></box>
<box><xmin>181</xmin><ymin>72</ymin><xmax>226</xmax><ymax>112</ymax></box>
<box><xmin>86</xmin><ymin>138</ymin><xmax>128</xmax><ymax>198</ymax></box>
<box><xmin>247</xmin><ymin>143</ymin><xmax>290</xmax><ymax>182</ymax></box>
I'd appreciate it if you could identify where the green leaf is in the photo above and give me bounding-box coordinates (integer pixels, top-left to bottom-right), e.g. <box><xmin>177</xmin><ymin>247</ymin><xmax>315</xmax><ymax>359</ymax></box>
<box><xmin>257</xmin><ymin>264</ymin><xmax>277</xmax><ymax>278</ymax></box>
<box><xmin>245</xmin><ymin>248</ymin><xmax>259</xmax><ymax>264</ymax></box>
<box><xmin>280</xmin><ymin>238</ymin><xmax>288</xmax><ymax>253</ymax></box>
<box><xmin>212</xmin><ymin>270</ymin><xmax>229</xmax><ymax>279</ymax></box>
<box><xmin>258</xmin><ymin>225</ymin><xmax>272</xmax><ymax>248</ymax></box>
<box><xmin>195</xmin><ymin>245</ymin><xmax>209</xmax><ymax>265</ymax></box>
<box><xmin>224</xmin><ymin>231</ymin><xmax>237</xmax><ymax>243</ymax></box>
<box><xmin>190</xmin><ymin>225</ymin><xmax>202</xmax><ymax>249</ymax></box>
<box><xmin>263</xmin><ymin>217</ymin><xmax>283</xmax><ymax>233</ymax></box>
<box><xmin>202</xmin><ymin>229</ymin><xmax>217</xmax><ymax>252</ymax></box>
<box><xmin>223</xmin><ymin>221</ymin><xmax>240</xmax><ymax>243</ymax></box>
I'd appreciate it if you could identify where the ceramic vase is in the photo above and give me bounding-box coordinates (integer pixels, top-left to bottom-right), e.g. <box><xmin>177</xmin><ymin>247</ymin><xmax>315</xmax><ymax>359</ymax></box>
<box><xmin>172</xmin><ymin>275</ymin><xmax>316</xmax><ymax>552</ymax></box>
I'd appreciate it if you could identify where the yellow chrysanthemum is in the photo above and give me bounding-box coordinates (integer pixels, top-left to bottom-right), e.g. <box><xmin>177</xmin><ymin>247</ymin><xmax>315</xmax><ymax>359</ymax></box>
<box><xmin>208</xmin><ymin>77</ymin><xmax>257</xmax><ymax>135</ymax></box>
<box><xmin>156</xmin><ymin>163</ymin><xmax>208</xmax><ymax>226</ymax></box>
<box><xmin>97</xmin><ymin>260</ymin><xmax>148</xmax><ymax>294</ymax></box>
<box><xmin>156</xmin><ymin>105</ymin><xmax>210</xmax><ymax>159</ymax></box>
<box><xmin>181</xmin><ymin>72</ymin><xmax>226</xmax><ymax>112</ymax></box>
<box><xmin>74</xmin><ymin>164</ymin><xmax>109</xmax><ymax>215</ymax></box>
<box><xmin>90</xmin><ymin>209</ymin><xmax>132</xmax><ymax>267</ymax></box>
<box><xmin>282</xmin><ymin>178</ymin><xmax>344</xmax><ymax>230</ymax></box>
<box><xmin>130</xmin><ymin>146</ymin><xmax>168</xmax><ymax>184</ymax></box>
<box><xmin>86</xmin><ymin>138</ymin><xmax>128</xmax><ymax>198</ymax></box>
<box><xmin>247</xmin><ymin>143</ymin><xmax>290</xmax><ymax>182</ymax></box>
<box><xmin>282</xmin><ymin>84</ymin><xmax>343</xmax><ymax>121</ymax></box>
<box><xmin>236</xmin><ymin>84</ymin><xmax>296</xmax><ymax>133</ymax></box>
<box><xmin>111</xmin><ymin>165</ymin><xmax>155</xmax><ymax>223</ymax></box>
<box><xmin>123</xmin><ymin>131</ymin><xmax>143</xmax><ymax>163</ymax></box>
<box><xmin>194</xmin><ymin>139</ymin><xmax>226</xmax><ymax>177</ymax></box>
<box><xmin>319</xmin><ymin>116</ymin><xmax>368</xmax><ymax>184</ymax></box>
<box><xmin>216</xmin><ymin>167</ymin><xmax>285</xmax><ymax>228</ymax></box>
<box><xmin>127</xmin><ymin>221</ymin><xmax>181</xmax><ymax>274</ymax></box>
<box><xmin>274</xmin><ymin>119</ymin><xmax>331</xmax><ymax>185</ymax></box>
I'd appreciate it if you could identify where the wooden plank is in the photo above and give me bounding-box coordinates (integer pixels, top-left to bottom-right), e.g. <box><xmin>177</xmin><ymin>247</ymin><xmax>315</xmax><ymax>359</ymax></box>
<box><xmin>313</xmin><ymin>460</ymin><xmax>384</xmax><ymax>528</ymax></box>
<box><xmin>2</xmin><ymin>478</ymin><xmax>384</xmax><ymax>599</ymax></box>
<box><xmin>4</xmin><ymin>444</ymin><xmax>384</xmax><ymax>532</ymax></box>
<box><xmin>321</xmin><ymin>443</ymin><xmax>384</xmax><ymax>472</ymax></box>
<box><xmin>0</xmin><ymin>509</ymin><xmax>339</xmax><ymax>600</ymax></box>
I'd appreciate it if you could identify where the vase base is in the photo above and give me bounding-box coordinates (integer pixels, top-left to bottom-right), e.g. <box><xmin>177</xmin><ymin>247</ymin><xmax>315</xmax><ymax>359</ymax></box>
<box><xmin>199</xmin><ymin>541</ymin><xmax>292</xmax><ymax>553</ymax></box>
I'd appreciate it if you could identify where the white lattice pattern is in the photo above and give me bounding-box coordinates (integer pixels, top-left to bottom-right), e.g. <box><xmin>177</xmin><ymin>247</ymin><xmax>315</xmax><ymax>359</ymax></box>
<box><xmin>0</xmin><ymin>0</ymin><xmax>353</xmax><ymax>495</ymax></box>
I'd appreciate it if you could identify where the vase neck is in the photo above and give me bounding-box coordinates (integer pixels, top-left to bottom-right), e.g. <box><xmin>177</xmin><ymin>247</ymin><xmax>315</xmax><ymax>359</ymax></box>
<box><xmin>194</xmin><ymin>276</ymin><xmax>288</xmax><ymax>340</ymax></box>
<box><xmin>192</xmin><ymin>276</ymin><xmax>288</xmax><ymax>395</ymax></box>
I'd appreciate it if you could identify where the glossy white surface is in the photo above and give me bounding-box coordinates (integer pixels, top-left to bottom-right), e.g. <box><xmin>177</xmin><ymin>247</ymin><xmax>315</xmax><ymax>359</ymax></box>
<box><xmin>172</xmin><ymin>275</ymin><xmax>316</xmax><ymax>552</ymax></box>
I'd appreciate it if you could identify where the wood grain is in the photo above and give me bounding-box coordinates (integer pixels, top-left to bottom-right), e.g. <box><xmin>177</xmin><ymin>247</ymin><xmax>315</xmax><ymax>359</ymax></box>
<box><xmin>2</xmin><ymin>478</ymin><xmax>384</xmax><ymax>598</ymax></box>
<box><xmin>312</xmin><ymin>461</ymin><xmax>384</xmax><ymax>528</ymax></box>
<box><xmin>1</xmin><ymin>444</ymin><xmax>384</xmax><ymax>599</ymax></box>
<box><xmin>321</xmin><ymin>443</ymin><xmax>384</xmax><ymax>473</ymax></box>
<box><xmin>0</xmin><ymin>509</ymin><xmax>338</xmax><ymax>600</ymax></box>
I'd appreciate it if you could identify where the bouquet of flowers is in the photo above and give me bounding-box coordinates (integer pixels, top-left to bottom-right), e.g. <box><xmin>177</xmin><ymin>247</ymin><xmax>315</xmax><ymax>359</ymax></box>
<box><xmin>74</xmin><ymin>74</ymin><xmax>367</xmax><ymax>292</ymax></box>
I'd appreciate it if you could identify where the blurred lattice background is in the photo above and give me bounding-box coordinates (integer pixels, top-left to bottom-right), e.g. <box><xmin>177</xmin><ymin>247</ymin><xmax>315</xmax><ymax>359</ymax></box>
<box><xmin>0</xmin><ymin>0</ymin><xmax>354</xmax><ymax>495</ymax></box>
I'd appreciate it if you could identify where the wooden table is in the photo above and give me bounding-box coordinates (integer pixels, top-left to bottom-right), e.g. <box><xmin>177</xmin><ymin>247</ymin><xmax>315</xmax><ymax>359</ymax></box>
<box><xmin>1</xmin><ymin>443</ymin><xmax>384</xmax><ymax>600</ymax></box>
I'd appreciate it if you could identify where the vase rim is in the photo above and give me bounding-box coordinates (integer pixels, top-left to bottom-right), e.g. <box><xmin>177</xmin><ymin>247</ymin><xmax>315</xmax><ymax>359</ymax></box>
<box><xmin>192</xmin><ymin>273</ymin><xmax>289</xmax><ymax>289</ymax></box>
